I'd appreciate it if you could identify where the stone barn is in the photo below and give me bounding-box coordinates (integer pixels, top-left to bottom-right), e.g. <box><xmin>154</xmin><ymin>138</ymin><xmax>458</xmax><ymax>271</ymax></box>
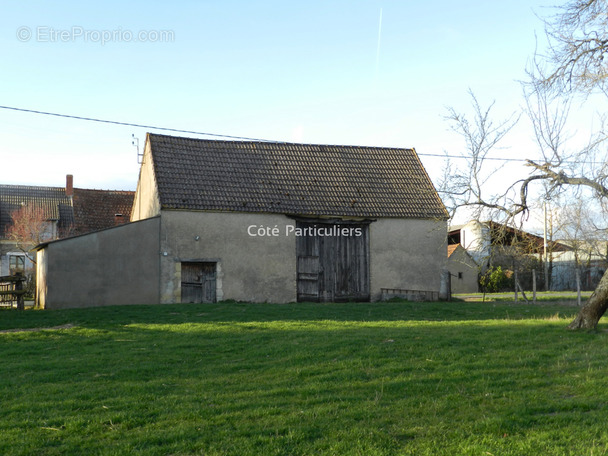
<box><xmin>36</xmin><ymin>133</ymin><xmax>448</xmax><ymax>308</ymax></box>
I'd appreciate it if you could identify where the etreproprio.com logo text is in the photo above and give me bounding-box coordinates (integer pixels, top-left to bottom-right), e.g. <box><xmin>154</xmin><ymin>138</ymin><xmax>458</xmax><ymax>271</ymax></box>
<box><xmin>17</xmin><ymin>26</ymin><xmax>175</xmax><ymax>45</ymax></box>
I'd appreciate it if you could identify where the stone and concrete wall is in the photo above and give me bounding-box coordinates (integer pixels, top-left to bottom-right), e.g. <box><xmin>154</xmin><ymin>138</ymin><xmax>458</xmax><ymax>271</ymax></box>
<box><xmin>36</xmin><ymin>217</ymin><xmax>161</xmax><ymax>309</ymax></box>
<box><xmin>159</xmin><ymin>211</ymin><xmax>297</xmax><ymax>303</ymax></box>
<box><xmin>369</xmin><ymin>218</ymin><xmax>447</xmax><ymax>301</ymax></box>
<box><xmin>447</xmin><ymin>245</ymin><xmax>480</xmax><ymax>294</ymax></box>
<box><xmin>131</xmin><ymin>140</ymin><xmax>161</xmax><ymax>222</ymax></box>
<box><xmin>160</xmin><ymin>213</ymin><xmax>447</xmax><ymax>304</ymax></box>
<box><xmin>36</xmin><ymin>210</ymin><xmax>448</xmax><ymax>307</ymax></box>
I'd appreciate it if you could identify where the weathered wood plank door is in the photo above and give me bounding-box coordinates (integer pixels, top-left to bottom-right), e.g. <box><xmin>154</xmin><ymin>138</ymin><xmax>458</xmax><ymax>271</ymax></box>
<box><xmin>296</xmin><ymin>221</ymin><xmax>370</xmax><ymax>302</ymax></box>
<box><xmin>333</xmin><ymin>228</ymin><xmax>370</xmax><ymax>301</ymax></box>
<box><xmin>181</xmin><ymin>262</ymin><xmax>216</xmax><ymax>303</ymax></box>
<box><xmin>297</xmin><ymin>256</ymin><xmax>321</xmax><ymax>301</ymax></box>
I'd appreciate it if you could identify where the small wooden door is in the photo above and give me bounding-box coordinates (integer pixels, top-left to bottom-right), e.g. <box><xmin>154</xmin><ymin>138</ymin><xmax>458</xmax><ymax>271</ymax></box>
<box><xmin>297</xmin><ymin>256</ymin><xmax>321</xmax><ymax>301</ymax></box>
<box><xmin>181</xmin><ymin>262</ymin><xmax>216</xmax><ymax>303</ymax></box>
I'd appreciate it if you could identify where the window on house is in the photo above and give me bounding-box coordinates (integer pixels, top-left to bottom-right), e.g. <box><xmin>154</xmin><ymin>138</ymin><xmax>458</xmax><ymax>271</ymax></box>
<box><xmin>9</xmin><ymin>255</ymin><xmax>25</xmax><ymax>275</ymax></box>
<box><xmin>458</xmin><ymin>272</ymin><xmax>463</xmax><ymax>279</ymax></box>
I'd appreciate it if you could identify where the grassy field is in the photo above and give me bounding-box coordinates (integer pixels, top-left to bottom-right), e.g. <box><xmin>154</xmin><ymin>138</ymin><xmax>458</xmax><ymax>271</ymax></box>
<box><xmin>454</xmin><ymin>290</ymin><xmax>593</xmax><ymax>303</ymax></box>
<box><xmin>2</xmin><ymin>301</ymin><xmax>608</xmax><ymax>455</ymax></box>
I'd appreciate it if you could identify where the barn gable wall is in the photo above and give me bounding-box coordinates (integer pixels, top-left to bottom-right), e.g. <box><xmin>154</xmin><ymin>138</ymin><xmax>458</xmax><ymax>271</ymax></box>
<box><xmin>447</xmin><ymin>245</ymin><xmax>480</xmax><ymax>294</ymax></box>
<box><xmin>131</xmin><ymin>140</ymin><xmax>161</xmax><ymax>222</ymax></box>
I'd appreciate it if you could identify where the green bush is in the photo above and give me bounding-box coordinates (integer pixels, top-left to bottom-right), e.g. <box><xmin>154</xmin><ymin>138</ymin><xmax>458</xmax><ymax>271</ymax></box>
<box><xmin>479</xmin><ymin>266</ymin><xmax>512</xmax><ymax>293</ymax></box>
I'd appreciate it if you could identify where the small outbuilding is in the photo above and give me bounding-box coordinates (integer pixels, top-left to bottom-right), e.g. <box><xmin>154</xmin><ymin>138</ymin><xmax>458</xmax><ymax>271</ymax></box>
<box><xmin>447</xmin><ymin>244</ymin><xmax>480</xmax><ymax>294</ymax></box>
<box><xmin>37</xmin><ymin>133</ymin><xmax>448</xmax><ymax>309</ymax></box>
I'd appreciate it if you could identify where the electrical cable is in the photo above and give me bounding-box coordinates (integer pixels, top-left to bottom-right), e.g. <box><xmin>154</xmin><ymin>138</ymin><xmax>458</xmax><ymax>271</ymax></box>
<box><xmin>0</xmin><ymin>104</ymin><xmax>587</xmax><ymax>164</ymax></box>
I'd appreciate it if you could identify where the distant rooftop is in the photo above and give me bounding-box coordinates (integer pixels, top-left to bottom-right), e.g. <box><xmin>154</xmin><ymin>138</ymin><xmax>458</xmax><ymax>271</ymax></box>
<box><xmin>0</xmin><ymin>178</ymin><xmax>134</xmax><ymax>239</ymax></box>
<box><xmin>0</xmin><ymin>185</ymin><xmax>73</xmax><ymax>236</ymax></box>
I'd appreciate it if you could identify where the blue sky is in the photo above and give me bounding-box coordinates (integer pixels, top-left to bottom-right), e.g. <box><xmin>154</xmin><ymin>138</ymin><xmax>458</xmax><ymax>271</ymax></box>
<box><xmin>1</xmin><ymin>1</ymin><xmax>561</xmax><ymax>192</ymax></box>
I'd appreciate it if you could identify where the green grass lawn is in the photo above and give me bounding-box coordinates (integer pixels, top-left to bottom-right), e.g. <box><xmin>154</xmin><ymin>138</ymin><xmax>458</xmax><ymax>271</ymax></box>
<box><xmin>2</xmin><ymin>301</ymin><xmax>608</xmax><ymax>455</ymax></box>
<box><xmin>454</xmin><ymin>290</ymin><xmax>593</xmax><ymax>303</ymax></box>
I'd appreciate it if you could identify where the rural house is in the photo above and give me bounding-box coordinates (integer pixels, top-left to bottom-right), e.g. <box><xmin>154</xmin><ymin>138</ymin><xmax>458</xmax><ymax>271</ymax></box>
<box><xmin>0</xmin><ymin>183</ymin><xmax>72</xmax><ymax>276</ymax></box>
<box><xmin>446</xmin><ymin>244</ymin><xmax>479</xmax><ymax>293</ymax></box>
<box><xmin>36</xmin><ymin>133</ymin><xmax>449</xmax><ymax>309</ymax></box>
<box><xmin>0</xmin><ymin>176</ymin><xmax>133</xmax><ymax>276</ymax></box>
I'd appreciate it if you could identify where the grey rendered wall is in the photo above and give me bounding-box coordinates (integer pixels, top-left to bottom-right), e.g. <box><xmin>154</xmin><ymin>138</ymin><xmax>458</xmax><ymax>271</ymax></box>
<box><xmin>37</xmin><ymin>217</ymin><xmax>161</xmax><ymax>309</ymax></box>
<box><xmin>370</xmin><ymin>218</ymin><xmax>447</xmax><ymax>300</ymax></box>
<box><xmin>447</xmin><ymin>248</ymin><xmax>480</xmax><ymax>293</ymax></box>
<box><xmin>131</xmin><ymin>140</ymin><xmax>161</xmax><ymax>222</ymax></box>
<box><xmin>159</xmin><ymin>211</ymin><xmax>297</xmax><ymax>303</ymax></box>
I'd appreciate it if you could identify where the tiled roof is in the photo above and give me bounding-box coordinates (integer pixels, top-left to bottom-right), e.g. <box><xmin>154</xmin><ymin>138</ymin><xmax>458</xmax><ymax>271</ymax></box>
<box><xmin>0</xmin><ymin>185</ymin><xmax>74</xmax><ymax>237</ymax></box>
<box><xmin>0</xmin><ymin>184</ymin><xmax>135</xmax><ymax>239</ymax></box>
<box><xmin>72</xmin><ymin>189</ymin><xmax>134</xmax><ymax>235</ymax></box>
<box><xmin>447</xmin><ymin>244</ymin><xmax>460</xmax><ymax>258</ymax></box>
<box><xmin>148</xmin><ymin>133</ymin><xmax>448</xmax><ymax>219</ymax></box>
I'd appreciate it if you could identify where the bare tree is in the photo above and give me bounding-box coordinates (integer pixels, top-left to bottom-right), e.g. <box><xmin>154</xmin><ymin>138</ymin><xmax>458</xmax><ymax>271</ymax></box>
<box><xmin>442</xmin><ymin>0</ymin><xmax>608</xmax><ymax>330</ymax></box>
<box><xmin>442</xmin><ymin>82</ymin><xmax>608</xmax><ymax>329</ymax></box>
<box><xmin>546</xmin><ymin>196</ymin><xmax>607</xmax><ymax>290</ymax></box>
<box><xmin>538</xmin><ymin>0</ymin><xmax>608</xmax><ymax>95</ymax></box>
<box><xmin>440</xmin><ymin>90</ymin><xmax>520</xmax><ymax>222</ymax></box>
<box><xmin>5</xmin><ymin>204</ymin><xmax>50</xmax><ymax>265</ymax></box>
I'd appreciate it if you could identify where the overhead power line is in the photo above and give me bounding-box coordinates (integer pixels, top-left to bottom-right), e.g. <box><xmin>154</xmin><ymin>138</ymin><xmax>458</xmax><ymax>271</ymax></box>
<box><xmin>0</xmin><ymin>104</ymin><xmax>550</xmax><ymax>164</ymax></box>
<box><xmin>419</xmin><ymin>152</ymin><xmax>526</xmax><ymax>162</ymax></box>
<box><xmin>0</xmin><ymin>104</ymin><xmax>275</xmax><ymax>142</ymax></box>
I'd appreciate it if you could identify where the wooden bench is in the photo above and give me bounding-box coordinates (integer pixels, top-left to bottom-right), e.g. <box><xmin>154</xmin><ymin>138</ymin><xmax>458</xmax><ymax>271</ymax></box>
<box><xmin>381</xmin><ymin>288</ymin><xmax>439</xmax><ymax>302</ymax></box>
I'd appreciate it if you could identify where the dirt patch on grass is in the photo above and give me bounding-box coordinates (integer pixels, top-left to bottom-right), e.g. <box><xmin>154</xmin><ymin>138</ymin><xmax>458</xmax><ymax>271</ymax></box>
<box><xmin>0</xmin><ymin>323</ymin><xmax>76</xmax><ymax>334</ymax></box>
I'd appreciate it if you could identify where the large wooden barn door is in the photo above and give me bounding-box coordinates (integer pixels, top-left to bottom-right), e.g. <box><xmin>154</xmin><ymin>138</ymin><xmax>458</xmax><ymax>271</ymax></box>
<box><xmin>181</xmin><ymin>262</ymin><xmax>217</xmax><ymax>303</ymax></box>
<box><xmin>296</xmin><ymin>221</ymin><xmax>370</xmax><ymax>302</ymax></box>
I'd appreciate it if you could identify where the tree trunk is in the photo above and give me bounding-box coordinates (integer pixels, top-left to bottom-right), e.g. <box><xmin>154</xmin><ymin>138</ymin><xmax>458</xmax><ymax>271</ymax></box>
<box><xmin>567</xmin><ymin>268</ymin><xmax>608</xmax><ymax>330</ymax></box>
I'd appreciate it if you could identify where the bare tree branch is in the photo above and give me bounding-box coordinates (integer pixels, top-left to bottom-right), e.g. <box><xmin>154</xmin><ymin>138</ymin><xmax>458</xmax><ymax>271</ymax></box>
<box><xmin>537</xmin><ymin>0</ymin><xmax>608</xmax><ymax>95</ymax></box>
<box><xmin>443</xmin><ymin>1</ymin><xmax>608</xmax><ymax>329</ymax></box>
<box><xmin>440</xmin><ymin>90</ymin><xmax>520</xmax><ymax>221</ymax></box>
<box><xmin>525</xmin><ymin>159</ymin><xmax>608</xmax><ymax>198</ymax></box>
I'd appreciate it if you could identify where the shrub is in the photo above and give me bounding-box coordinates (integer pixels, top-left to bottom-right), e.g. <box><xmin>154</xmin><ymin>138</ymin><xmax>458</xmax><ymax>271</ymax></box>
<box><xmin>479</xmin><ymin>266</ymin><xmax>512</xmax><ymax>293</ymax></box>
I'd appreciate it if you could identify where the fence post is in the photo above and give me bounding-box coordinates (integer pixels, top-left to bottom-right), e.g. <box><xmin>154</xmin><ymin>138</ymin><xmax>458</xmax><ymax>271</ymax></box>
<box><xmin>532</xmin><ymin>269</ymin><xmax>537</xmax><ymax>304</ymax></box>
<box><xmin>15</xmin><ymin>273</ymin><xmax>24</xmax><ymax>311</ymax></box>
<box><xmin>576</xmin><ymin>268</ymin><xmax>581</xmax><ymax>307</ymax></box>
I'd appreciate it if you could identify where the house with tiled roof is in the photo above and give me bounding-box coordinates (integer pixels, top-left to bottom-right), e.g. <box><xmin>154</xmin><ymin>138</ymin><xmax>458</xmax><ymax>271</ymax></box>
<box><xmin>0</xmin><ymin>183</ymin><xmax>73</xmax><ymax>275</ymax></box>
<box><xmin>1</xmin><ymin>176</ymin><xmax>134</xmax><ymax>276</ymax></box>
<box><xmin>446</xmin><ymin>244</ymin><xmax>479</xmax><ymax>293</ymax></box>
<box><xmin>72</xmin><ymin>188</ymin><xmax>134</xmax><ymax>236</ymax></box>
<box><xmin>36</xmin><ymin>133</ymin><xmax>449</xmax><ymax>309</ymax></box>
